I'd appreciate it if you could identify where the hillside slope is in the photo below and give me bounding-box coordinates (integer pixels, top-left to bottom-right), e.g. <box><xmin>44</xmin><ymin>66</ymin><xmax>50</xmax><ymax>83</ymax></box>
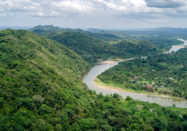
<box><xmin>0</xmin><ymin>29</ymin><xmax>91</xmax><ymax>130</ymax></box>
<box><xmin>0</xmin><ymin>29</ymin><xmax>187</xmax><ymax>130</ymax></box>
<box><xmin>32</xmin><ymin>26</ymin><xmax>157</xmax><ymax>63</ymax></box>
<box><xmin>113</xmin><ymin>40</ymin><xmax>157</xmax><ymax>57</ymax></box>
<box><xmin>46</xmin><ymin>31</ymin><xmax>114</xmax><ymax>63</ymax></box>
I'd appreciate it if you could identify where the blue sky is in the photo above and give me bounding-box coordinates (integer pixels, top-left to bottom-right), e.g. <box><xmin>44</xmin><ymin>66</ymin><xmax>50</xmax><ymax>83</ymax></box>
<box><xmin>0</xmin><ymin>0</ymin><xmax>187</xmax><ymax>29</ymax></box>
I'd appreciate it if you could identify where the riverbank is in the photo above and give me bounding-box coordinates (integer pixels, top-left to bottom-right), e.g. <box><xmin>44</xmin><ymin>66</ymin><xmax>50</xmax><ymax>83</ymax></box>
<box><xmin>83</xmin><ymin>58</ymin><xmax>187</xmax><ymax>107</ymax></box>
<box><xmin>94</xmin><ymin>78</ymin><xmax>186</xmax><ymax>101</ymax></box>
<box><xmin>99</xmin><ymin>58</ymin><xmax>135</xmax><ymax>64</ymax></box>
<box><xmin>165</xmin><ymin>38</ymin><xmax>187</xmax><ymax>53</ymax></box>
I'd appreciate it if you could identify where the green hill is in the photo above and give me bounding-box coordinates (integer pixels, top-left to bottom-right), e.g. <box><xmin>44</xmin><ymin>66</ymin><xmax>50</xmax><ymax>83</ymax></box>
<box><xmin>30</xmin><ymin>25</ymin><xmax>62</xmax><ymax>35</ymax></box>
<box><xmin>48</xmin><ymin>32</ymin><xmax>158</xmax><ymax>63</ymax></box>
<box><xmin>0</xmin><ymin>29</ymin><xmax>91</xmax><ymax>130</ymax></box>
<box><xmin>31</xmin><ymin>26</ymin><xmax>115</xmax><ymax>63</ymax></box>
<box><xmin>1</xmin><ymin>29</ymin><xmax>187</xmax><ymax>130</ymax></box>
<box><xmin>32</xmin><ymin>26</ymin><xmax>157</xmax><ymax>63</ymax></box>
<box><xmin>46</xmin><ymin>31</ymin><xmax>114</xmax><ymax>63</ymax></box>
<box><xmin>113</xmin><ymin>40</ymin><xmax>157</xmax><ymax>57</ymax></box>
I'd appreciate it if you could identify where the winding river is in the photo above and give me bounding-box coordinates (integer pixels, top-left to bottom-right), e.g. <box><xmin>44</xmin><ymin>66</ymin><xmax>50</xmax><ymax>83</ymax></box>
<box><xmin>83</xmin><ymin>39</ymin><xmax>187</xmax><ymax>108</ymax></box>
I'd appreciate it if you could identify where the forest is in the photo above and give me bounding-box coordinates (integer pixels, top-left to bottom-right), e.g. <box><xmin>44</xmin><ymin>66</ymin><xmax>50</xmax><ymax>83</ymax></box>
<box><xmin>31</xmin><ymin>25</ymin><xmax>178</xmax><ymax>65</ymax></box>
<box><xmin>0</xmin><ymin>28</ymin><xmax>187</xmax><ymax>130</ymax></box>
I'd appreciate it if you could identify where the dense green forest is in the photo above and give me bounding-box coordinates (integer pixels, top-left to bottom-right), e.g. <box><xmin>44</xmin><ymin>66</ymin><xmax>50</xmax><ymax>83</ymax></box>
<box><xmin>31</xmin><ymin>25</ymin><xmax>158</xmax><ymax>63</ymax></box>
<box><xmin>98</xmin><ymin>48</ymin><xmax>187</xmax><ymax>99</ymax></box>
<box><xmin>1</xmin><ymin>29</ymin><xmax>187</xmax><ymax>130</ymax></box>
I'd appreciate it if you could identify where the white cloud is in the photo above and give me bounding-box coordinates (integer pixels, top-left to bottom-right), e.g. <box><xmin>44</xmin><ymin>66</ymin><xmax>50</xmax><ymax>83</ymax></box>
<box><xmin>52</xmin><ymin>0</ymin><xmax>94</xmax><ymax>12</ymax></box>
<box><xmin>0</xmin><ymin>0</ymin><xmax>186</xmax><ymax>16</ymax></box>
<box><xmin>90</xmin><ymin>0</ymin><xmax>149</xmax><ymax>13</ymax></box>
<box><xmin>0</xmin><ymin>0</ymin><xmax>187</xmax><ymax>28</ymax></box>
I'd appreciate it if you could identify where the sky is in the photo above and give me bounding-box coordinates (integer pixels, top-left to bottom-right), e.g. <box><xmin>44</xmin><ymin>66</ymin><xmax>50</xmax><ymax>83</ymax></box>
<box><xmin>0</xmin><ymin>0</ymin><xmax>187</xmax><ymax>29</ymax></box>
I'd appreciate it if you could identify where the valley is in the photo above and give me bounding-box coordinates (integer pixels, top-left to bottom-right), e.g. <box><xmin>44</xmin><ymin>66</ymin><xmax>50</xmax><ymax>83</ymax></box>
<box><xmin>0</xmin><ymin>27</ymin><xmax>187</xmax><ymax>130</ymax></box>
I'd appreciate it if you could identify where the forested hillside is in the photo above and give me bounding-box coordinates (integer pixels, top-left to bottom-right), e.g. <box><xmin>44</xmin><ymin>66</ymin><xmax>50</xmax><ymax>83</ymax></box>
<box><xmin>45</xmin><ymin>31</ymin><xmax>115</xmax><ymax>63</ymax></box>
<box><xmin>113</xmin><ymin>40</ymin><xmax>157</xmax><ymax>57</ymax></box>
<box><xmin>32</xmin><ymin>25</ymin><xmax>157</xmax><ymax>63</ymax></box>
<box><xmin>98</xmin><ymin>48</ymin><xmax>187</xmax><ymax>99</ymax></box>
<box><xmin>0</xmin><ymin>29</ymin><xmax>187</xmax><ymax>130</ymax></box>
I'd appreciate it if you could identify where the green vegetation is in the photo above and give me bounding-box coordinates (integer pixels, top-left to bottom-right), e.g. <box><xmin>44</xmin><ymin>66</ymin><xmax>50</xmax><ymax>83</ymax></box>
<box><xmin>146</xmin><ymin>37</ymin><xmax>183</xmax><ymax>51</ymax></box>
<box><xmin>32</xmin><ymin>26</ymin><xmax>158</xmax><ymax>64</ymax></box>
<box><xmin>113</xmin><ymin>40</ymin><xmax>157</xmax><ymax>57</ymax></box>
<box><xmin>0</xmin><ymin>29</ymin><xmax>187</xmax><ymax>130</ymax></box>
<box><xmin>98</xmin><ymin>48</ymin><xmax>187</xmax><ymax>99</ymax></box>
<box><xmin>48</xmin><ymin>32</ymin><xmax>158</xmax><ymax>63</ymax></box>
<box><xmin>87</xmin><ymin>28</ymin><xmax>186</xmax><ymax>51</ymax></box>
<box><xmin>45</xmin><ymin>31</ymin><xmax>115</xmax><ymax>63</ymax></box>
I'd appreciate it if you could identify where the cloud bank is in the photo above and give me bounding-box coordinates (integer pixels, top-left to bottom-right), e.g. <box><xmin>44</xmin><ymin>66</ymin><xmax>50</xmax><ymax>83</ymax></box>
<box><xmin>0</xmin><ymin>0</ymin><xmax>187</xmax><ymax>28</ymax></box>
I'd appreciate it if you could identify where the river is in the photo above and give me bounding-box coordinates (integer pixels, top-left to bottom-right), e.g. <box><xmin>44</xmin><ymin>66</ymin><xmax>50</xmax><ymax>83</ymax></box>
<box><xmin>167</xmin><ymin>38</ymin><xmax>187</xmax><ymax>53</ymax></box>
<box><xmin>83</xmin><ymin>39</ymin><xmax>187</xmax><ymax>108</ymax></box>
